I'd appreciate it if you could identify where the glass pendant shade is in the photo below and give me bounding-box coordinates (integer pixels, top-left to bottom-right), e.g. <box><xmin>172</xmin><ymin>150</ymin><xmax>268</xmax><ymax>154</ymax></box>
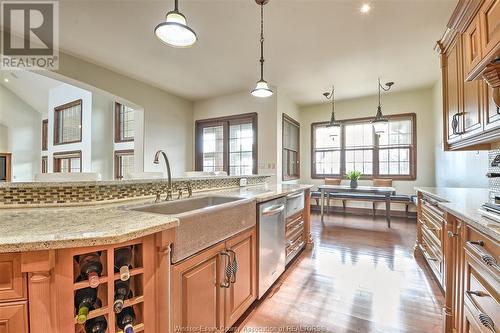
<box><xmin>251</xmin><ymin>80</ymin><xmax>273</xmax><ymax>98</ymax></box>
<box><xmin>155</xmin><ymin>10</ymin><xmax>197</xmax><ymax>48</ymax></box>
<box><xmin>372</xmin><ymin>117</ymin><xmax>388</xmax><ymax>135</ymax></box>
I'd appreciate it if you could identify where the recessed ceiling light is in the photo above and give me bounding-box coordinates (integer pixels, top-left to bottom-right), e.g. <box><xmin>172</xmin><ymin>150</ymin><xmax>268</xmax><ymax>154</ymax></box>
<box><xmin>3</xmin><ymin>78</ymin><xmax>9</xmax><ymax>83</ymax></box>
<box><xmin>360</xmin><ymin>3</ymin><xmax>371</xmax><ymax>13</ymax></box>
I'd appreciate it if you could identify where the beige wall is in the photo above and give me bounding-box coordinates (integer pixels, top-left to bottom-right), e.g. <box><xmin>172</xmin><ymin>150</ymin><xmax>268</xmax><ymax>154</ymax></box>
<box><xmin>193</xmin><ymin>89</ymin><xmax>279</xmax><ymax>182</ymax></box>
<box><xmin>48</xmin><ymin>52</ymin><xmax>194</xmax><ymax>177</ymax></box>
<box><xmin>299</xmin><ymin>87</ymin><xmax>437</xmax><ymax>196</ymax></box>
<box><xmin>432</xmin><ymin>79</ymin><xmax>488</xmax><ymax>188</ymax></box>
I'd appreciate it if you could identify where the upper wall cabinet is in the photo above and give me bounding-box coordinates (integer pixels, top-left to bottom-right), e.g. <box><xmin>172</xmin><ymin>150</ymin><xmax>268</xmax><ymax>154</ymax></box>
<box><xmin>438</xmin><ymin>0</ymin><xmax>500</xmax><ymax>150</ymax></box>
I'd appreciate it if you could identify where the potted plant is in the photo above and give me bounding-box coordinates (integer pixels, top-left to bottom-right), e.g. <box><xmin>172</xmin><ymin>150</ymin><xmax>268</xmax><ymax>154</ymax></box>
<box><xmin>346</xmin><ymin>171</ymin><xmax>362</xmax><ymax>189</ymax></box>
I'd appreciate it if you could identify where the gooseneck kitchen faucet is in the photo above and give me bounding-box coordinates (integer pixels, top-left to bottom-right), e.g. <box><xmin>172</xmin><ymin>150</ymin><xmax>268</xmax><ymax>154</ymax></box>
<box><xmin>153</xmin><ymin>150</ymin><xmax>173</xmax><ymax>202</ymax></box>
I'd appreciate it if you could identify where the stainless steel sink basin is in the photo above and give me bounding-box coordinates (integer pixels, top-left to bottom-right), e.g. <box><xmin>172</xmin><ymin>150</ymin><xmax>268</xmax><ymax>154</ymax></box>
<box><xmin>132</xmin><ymin>196</ymin><xmax>242</xmax><ymax>215</ymax></box>
<box><xmin>131</xmin><ymin>195</ymin><xmax>256</xmax><ymax>263</ymax></box>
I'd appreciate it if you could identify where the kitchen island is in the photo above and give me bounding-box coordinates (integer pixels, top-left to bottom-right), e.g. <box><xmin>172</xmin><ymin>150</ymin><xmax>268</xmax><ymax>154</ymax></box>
<box><xmin>0</xmin><ymin>183</ymin><xmax>312</xmax><ymax>333</ymax></box>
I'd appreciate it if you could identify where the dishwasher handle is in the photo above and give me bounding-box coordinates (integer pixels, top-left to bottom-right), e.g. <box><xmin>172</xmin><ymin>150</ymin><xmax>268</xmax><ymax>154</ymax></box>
<box><xmin>286</xmin><ymin>191</ymin><xmax>303</xmax><ymax>199</ymax></box>
<box><xmin>262</xmin><ymin>204</ymin><xmax>285</xmax><ymax>216</ymax></box>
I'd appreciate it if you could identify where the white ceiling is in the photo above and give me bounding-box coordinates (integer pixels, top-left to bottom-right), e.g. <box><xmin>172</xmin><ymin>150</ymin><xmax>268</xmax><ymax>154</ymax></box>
<box><xmin>57</xmin><ymin>0</ymin><xmax>456</xmax><ymax>105</ymax></box>
<box><xmin>1</xmin><ymin>70</ymin><xmax>62</xmax><ymax>114</ymax></box>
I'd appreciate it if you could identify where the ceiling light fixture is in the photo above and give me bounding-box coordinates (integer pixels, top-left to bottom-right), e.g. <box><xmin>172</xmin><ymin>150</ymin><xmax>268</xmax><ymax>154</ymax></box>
<box><xmin>360</xmin><ymin>3</ymin><xmax>371</xmax><ymax>13</ymax></box>
<box><xmin>251</xmin><ymin>0</ymin><xmax>273</xmax><ymax>98</ymax></box>
<box><xmin>323</xmin><ymin>85</ymin><xmax>341</xmax><ymax>131</ymax></box>
<box><xmin>154</xmin><ymin>0</ymin><xmax>197</xmax><ymax>48</ymax></box>
<box><xmin>372</xmin><ymin>78</ymin><xmax>394</xmax><ymax>135</ymax></box>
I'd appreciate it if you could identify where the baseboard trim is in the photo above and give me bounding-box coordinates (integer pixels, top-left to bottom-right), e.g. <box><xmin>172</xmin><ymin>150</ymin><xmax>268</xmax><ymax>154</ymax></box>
<box><xmin>310</xmin><ymin>205</ymin><xmax>417</xmax><ymax>219</ymax></box>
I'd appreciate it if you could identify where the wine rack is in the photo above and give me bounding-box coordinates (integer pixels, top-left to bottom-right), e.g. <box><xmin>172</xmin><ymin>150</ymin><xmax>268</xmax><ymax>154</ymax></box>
<box><xmin>53</xmin><ymin>236</ymin><xmax>154</xmax><ymax>333</ymax></box>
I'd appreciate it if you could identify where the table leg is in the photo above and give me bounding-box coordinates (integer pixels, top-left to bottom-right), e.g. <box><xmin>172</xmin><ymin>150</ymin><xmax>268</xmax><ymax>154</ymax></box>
<box><xmin>320</xmin><ymin>189</ymin><xmax>325</xmax><ymax>224</ymax></box>
<box><xmin>385</xmin><ymin>194</ymin><xmax>391</xmax><ymax>228</ymax></box>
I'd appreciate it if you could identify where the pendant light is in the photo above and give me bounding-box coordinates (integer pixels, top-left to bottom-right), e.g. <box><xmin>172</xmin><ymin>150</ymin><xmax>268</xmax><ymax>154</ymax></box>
<box><xmin>251</xmin><ymin>0</ymin><xmax>273</xmax><ymax>98</ymax></box>
<box><xmin>323</xmin><ymin>85</ymin><xmax>341</xmax><ymax>129</ymax></box>
<box><xmin>372</xmin><ymin>78</ymin><xmax>394</xmax><ymax>135</ymax></box>
<box><xmin>154</xmin><ymin>0</ymin><xmax>197</xmax><ymax>48</ymax></box>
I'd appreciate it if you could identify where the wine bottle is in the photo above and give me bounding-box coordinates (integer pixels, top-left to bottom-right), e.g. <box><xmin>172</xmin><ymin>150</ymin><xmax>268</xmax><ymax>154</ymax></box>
<box><xmin>84</xmin><ymin>315</ymin><xmax>107</xmax><ymax>333</ymax></box>
<box><xmin>114</xmin><ymin>246</ymin><xmax>133</xmax><ymax>281</ymax></box>
<box><xmin>116</xmin><ymin>306</ymin><xmax>136</xmax><ymax>333</ymax></box>
<box><xmin>113</xmin><ymin>280</ymin><xmax>131</xmax><ymax>313</ymax></box>
<box><xmin>75</xmin><ymin>287</ymin><xmax>97</xmax><ymax>324</ymax></box>
<box><xmin>76</xmin><ymin>252</ymin><xmax>103</xmax><ymax>288</ymax></box>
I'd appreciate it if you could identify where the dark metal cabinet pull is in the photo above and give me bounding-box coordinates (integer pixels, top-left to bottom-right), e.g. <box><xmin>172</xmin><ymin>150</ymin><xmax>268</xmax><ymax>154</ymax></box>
<box><xmin>220</xmin><ymin>251</ymin><xmax>231</xmax><ymax>288</ymax></box>
<box><xmin>478</xmin><ymin>313</ymin><xmax>495</xmax><ymax>331</ymax></box>
<box><xmin>468</xmin><ymin>240</ymin><xmax>485</xmax><ymax>246</ymax></box>
<box><xmin>482</xmin><ymin>254</ymin><xmax>498</xmax><ymax>268</ymax></box>
<box><xmin>227</xmin><ymin>249</ymin><xmax>238</xmax><ymax>284</ymax></box>
<box><xmin>466</xmin><ymin>290</ymin><xmax>488</xmax><ymax>297</ymax></box>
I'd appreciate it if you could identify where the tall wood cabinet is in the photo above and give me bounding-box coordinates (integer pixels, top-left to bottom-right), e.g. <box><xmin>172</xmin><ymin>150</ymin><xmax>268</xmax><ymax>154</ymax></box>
<box><xmin>438</xmin><ymin>0</ymin><xmax>500</xmax><ymax>150</ymax></box>
<box><xmin>172</xmin><ymin>227</ymin><xmax>257</xmax><ymax>333</ymax></box>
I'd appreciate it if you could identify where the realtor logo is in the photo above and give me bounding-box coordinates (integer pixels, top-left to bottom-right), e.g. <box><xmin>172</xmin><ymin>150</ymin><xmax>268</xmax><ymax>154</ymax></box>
<box><xmin>1</xmin><ymin>1</ymin><xmax>59</xmax><ymax>69</ymax></box>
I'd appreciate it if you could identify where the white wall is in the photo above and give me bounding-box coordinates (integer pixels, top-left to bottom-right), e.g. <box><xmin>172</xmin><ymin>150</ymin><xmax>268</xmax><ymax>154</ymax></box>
<box><xmin>300</xmin><ymin>87</ymin><xmax>437</xmax><ymax>198</ymax></box>
<box><xmin>50</xmin><ymin>52</ymin><xmax>193</xmax><ymax>177</ymax></box>
<box><xmin>193</xmin><ymin>90</ymin><xmax>279</xmax><ymax>182</ymax></box>
<box><xmin>0</xmin><ymin>84</ymin><xmax>41</xmax><ymax>181</ymax></box>
<box><xmin>91</xmin><ymin>93</ymin><xmax>114</xmax><ymax>180</ymax></box>
<box><xmin>47</xmin><ymin>84</ymin><xmax>93</xmax><ymax>172</ymax></box>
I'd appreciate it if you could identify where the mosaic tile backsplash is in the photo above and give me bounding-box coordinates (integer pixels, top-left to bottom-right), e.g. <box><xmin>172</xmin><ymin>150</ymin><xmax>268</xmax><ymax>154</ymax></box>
<box><xmin>488</xmin><ymin>149</ymin><xmax>500</xmax><ymax>199</ymax></box>
<box><xmin>0</xmin><ymin>175</ymin><xmax>270</xmax><ymax>207</ymax></box>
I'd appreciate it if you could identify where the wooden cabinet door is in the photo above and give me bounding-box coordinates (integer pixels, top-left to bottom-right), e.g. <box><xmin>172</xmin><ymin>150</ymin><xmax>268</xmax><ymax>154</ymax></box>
<box><xmin>0</xmin><ymin>254</ymin><xmax>26</xmax><ymax>302</ymax></box>
<box><xmin>463</xmin><ymin>16</ymin><xmax>483</xmax><ymax>78</ymax></box>
<box><xmin>0</xmin><ymin>301</ymin><xmax>29</xmax><ymax>333</ymax></box>
<box><xmin>462</xmin><ymin>74</ymin><xmax>483</xmax><ymax>137</ymax></box>
<box><xmin>172</xmin><ymin>242</ymin><xmax>226</xmax><ymax>333</ymax></box>
<box><xmin>484</xmin><ymin>85</ymin><xmax>500</xmax><ymax>130</ymax></box>
<box><xmin>445</xmin><ymin>38</ymin><xmax>463</xmax><ymax>143</ymax></box>
<box><xmin>479</xmin><ymin>0</ymin><xmax>500</xmax><ymax>58</ymax></box>
<box><xmin>224</xmin><ymin>228</ymin><xmax>257</xmax><ymax>329</ymax></box>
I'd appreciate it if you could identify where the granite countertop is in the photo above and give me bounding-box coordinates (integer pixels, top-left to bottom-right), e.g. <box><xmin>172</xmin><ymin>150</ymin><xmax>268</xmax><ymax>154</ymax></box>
<box><xmin>415</xmin><ymin>187</ymin><xmax>500</xmax><ymax>242</ymax></box>
<box><xmin>0</xmin><ymin>183</ymin><xmax>312</xmax><ymax>253</ymax></box>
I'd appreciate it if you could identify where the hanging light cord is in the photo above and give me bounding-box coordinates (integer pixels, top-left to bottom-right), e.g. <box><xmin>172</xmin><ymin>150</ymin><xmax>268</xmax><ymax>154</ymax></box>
<box><xmin>378</xmin><ymin>78</ymin><xmax>392</xmax><ymax>107</ymax></box>
<box><xmin>174</xmin><ymin>0</ymin><xmax>179</xmax><ymax>11</ymax></box>
<box><xmin>259</xmin><ymin>4</ymin><xmax>265</xmax><ymax>81</ymax></box>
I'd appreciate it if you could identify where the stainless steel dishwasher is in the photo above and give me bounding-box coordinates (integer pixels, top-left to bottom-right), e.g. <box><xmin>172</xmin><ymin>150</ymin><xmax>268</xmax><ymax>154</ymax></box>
<box><xmin>258</xmin><ymin>197</ymin><xmax>286</xmax><ymax>299</ymax></box>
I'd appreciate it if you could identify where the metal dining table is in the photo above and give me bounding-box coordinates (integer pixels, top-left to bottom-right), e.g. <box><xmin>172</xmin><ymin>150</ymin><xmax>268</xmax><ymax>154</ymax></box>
<box><xmin>318</xmin><ymin>185</ymin><xmax>396</xmax><ymax>228</ymax></box>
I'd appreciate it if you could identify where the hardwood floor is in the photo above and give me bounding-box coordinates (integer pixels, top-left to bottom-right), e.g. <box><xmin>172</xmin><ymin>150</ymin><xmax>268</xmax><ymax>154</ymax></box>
<box><xmin>239</xmin><ymin>213</ymin><xmax>444</xmax><ymax>333</ymax></box>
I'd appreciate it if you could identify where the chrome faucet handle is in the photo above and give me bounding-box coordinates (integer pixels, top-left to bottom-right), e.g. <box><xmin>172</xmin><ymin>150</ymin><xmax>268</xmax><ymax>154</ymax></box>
<box><xmin>177</xmin><ymin>188</ymin><xmax>183</xmax><ymax>200</ymax></box>
<box><xmin>155</xmin><ymin>191</ymin><xmax>162</xmax><ymax>203</ymax></box>
<box><xmin>165</xmin><ymin>188</ymin><xmax>173</xmax><ymax>201</ymax></box>
<box><xmin>187</xmin><ymin>183</ymin><xmax>192</xmax><ymax>197</ymax></box>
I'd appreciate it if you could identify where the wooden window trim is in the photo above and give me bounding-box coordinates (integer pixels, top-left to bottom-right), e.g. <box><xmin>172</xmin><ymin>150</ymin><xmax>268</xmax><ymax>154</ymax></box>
<box><xmin>282</xmin><ymin>113</ymin><xmax>300</xmax><ymax>181</ymax></box>
<box><xmin>0</xmin><ymin>153</ymin><xmax>12</xmax><ymax>182</ymax></box>
<box><xmin>53</xmin><ymin>150</ymin><xmax>82</xmax><ymax>173</ymax></box>
<box><xmin>114</xmin><ymin>102</ymin><xmax>134</xmax><ymax>143</ymax></box>
<box><xmin>114</xmin><ymin>149</ymin><xmax>134</xmax><ymax>180</ymax></box>
<box><xmin>53</xmin><ymin>99</ymin><xmax>83</xmax><ymax>146</ymax></box>
<box><xmin>311</xmin><ymin>113</ymin><xmax>417</xmax><ymax>181</ymax></box>
<box><xmin>41</xmin><ymin>156</ymin><xmax>48</xmax><ymax>174</ymax></box>
<box><xmin>195</xmin><ymin>113</ymin><xmax>258</xmax><ymax>175</ymax></box>
<box><xmin>41</xmin><ymin>119</ymin><xmax>48</xmax><ymax>151</ymax></box>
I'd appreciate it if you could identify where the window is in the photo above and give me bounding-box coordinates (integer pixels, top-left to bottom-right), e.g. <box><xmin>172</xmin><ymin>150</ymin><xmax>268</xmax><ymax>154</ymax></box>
<box><xmin>41</xmin><ymin>156</ymin><xmax>48</xmax><ymax>173</ymax></box>
<box><xmin>42</xmin><ymin>119</ymin><xmax>48</xmax><ymax>151</ymax></box>
<box><xmin>0</xmin><ymin>153</ymin><xmax>11</xmax><ymax>182</ymax></box>
<box><xmin>54</xmin><ymin>100</ymin><xmax>82</xmax><ymax>145</ymax></box>
<box><xmin>115</xmin><ymin>150</ymin><xmax>134</xmax><ymax>180</ymax></box>
<box><xmin>282</xmin><ymin>114</ymin><xmax>300</xmax><ymax>180</ymax></box>
<box><xmin>53</xmin><ymin>151</ymin><xmax>82</xmax><ymax>173</ymax></box>
<box><xmin>311</xmin><ymin>113</ymin><xmax>416</xmax><ymax>180</ymax></box>
<box><xmin>115</xmin><ymin>102</ymin><xmax>135</xmax><ymax>142</ymax></box>
<box><xmin>195</xmin><ymin>113</ymin><xmax>257</xmax><ymax>176</ymax></box>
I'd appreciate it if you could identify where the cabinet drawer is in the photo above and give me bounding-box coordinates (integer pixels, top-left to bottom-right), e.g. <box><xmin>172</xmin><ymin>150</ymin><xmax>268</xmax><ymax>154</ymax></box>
<box><xmin>464</xmin><ymin>258</ymin><xmax>499</xmax><ymax>332</ymax></box>
<box><xmin>465</xmin><ymin>226</ymin><xmax>500</xmax><ymax>278</ymax></box>
<box><xmin>286</xmin><ymin>219</ymin><xmax>304</xmax><ymax>243</ymax></box>
<box><xmin>286</xmin><ymin>233</ymin><xmax>305</xmax><ymax>259</ymax></box>
<box><xmin>0</xmin><ymin>254</ymin><xmax>26</xmax><ymax>302</ymax></box>
<box><xmin>419</xmin><ymin>216</ymin><xmax>442</xmax><ymax>246</ymax></box>
<box><xmin>464</xmin><ymin>300</ymin><xmax>492</xmax><ymax>333</ymax></box>
<box><xmin>285</xmin><ymin>191</ymin><xmax>304</xmax><ymax>218</ymax></box>
<box><xmin>420</xmin><ymin>236</ymin><xmax>443</xmax><ymax>285</ymax></box>
<box><xmin>0</xmin><ymin>301</ymin><xmax>29</xmax><ymax>333</ymax></box>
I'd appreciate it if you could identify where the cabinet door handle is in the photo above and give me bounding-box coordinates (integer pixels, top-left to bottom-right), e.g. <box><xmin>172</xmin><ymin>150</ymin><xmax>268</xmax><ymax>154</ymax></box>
<box><xmin>466</xmin><ymin>290</ymin><xmax>489</xmax><ymax>297</ymax></box>
<box><xmin>220</xmin><ymin>251</ymin><xmax>231</xmax><ymax>288</ymax></box>
<box><xmin>467</xmin><ymin>240</ymin><xmax>485</xmax><ymax>246</ymax></box>
<box><xmin>452</xmin><ymin>113</ymin><xmax>459</xmax><ymax>135</ymax></box>
<box><xmin>286</xmin><ymin>192</ymin><xmax>303</xmax><ymax>199</ymax></box>
<box><xmin>481</xmin><ymin>254</ymin><xmax>498</xmax><ymax>268</ymax></box>
<box><xmin>262</xmin><ymin>204</ymin><xmax>285</xmax><ymax>216</ymax></box>
<box><xmin>478</xmin><ymin>313</ymin><xmax>495</xmax><ymax>331</ymax></box>
<box><xmin>447</xmin><ymin>231</ymin><xmax>458</xmax><ymax>238</ymax></box>
<box><xmin>227</xmin><ymin>249</ymin><xmax>238</xmax><ymax>284</ymax></box>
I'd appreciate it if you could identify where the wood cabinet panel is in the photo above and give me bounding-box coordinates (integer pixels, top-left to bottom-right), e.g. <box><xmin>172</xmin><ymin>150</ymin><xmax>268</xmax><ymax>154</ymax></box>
<box><xmin>464</xmin><ymin>16</ymin><xmax>483</xmax><ymax>77</ymax></box>
<box><xmin>480</xmin><ymin>0</ymin><xmax>500</xmax><ymax>57</ymax></box>
<box><xmin>0</xmin><ymin>254</ymin><xmax>26</xmax><ymax>302</ymax></box>
<box><xmin>446</xmin><ymin>38</ymin><xmax>463</xmax><ymax>143</ymax></box>
<box><xmin>172</xmin><ymin>242</ymin><xmax>225</xmax><ymax>332</ymax></box>
<box><xmin>0</xmin><ymin>301</ymin><xmax>29</xmax><ymax>333</ymax></box>
<box><xmin>484</xmin><ymin>84</ymin><xmax>500</xmax><ymax>130</ymax></box>
<box><xmin>224</xmin><ymin>228</ymin><xmax>257</xmax><ymax>328</ymax></box>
